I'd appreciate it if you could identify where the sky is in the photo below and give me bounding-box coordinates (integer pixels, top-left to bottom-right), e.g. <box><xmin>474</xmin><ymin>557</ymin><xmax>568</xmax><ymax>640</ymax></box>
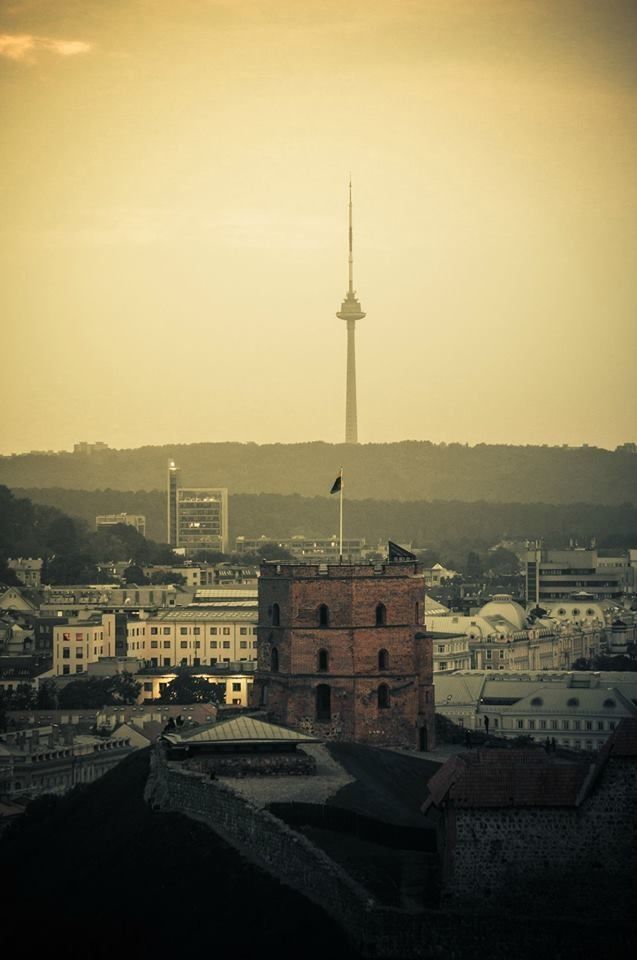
<box><xmin>1</xmin><ymin>0</ymin><xmax>636</xmax><ymax>454</ymax></box>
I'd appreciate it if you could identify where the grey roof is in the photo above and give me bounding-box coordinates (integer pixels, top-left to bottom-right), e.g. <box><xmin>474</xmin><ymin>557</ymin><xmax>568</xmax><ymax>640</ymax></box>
<box><xmin>151</xmin><ymin>608</ymin><xmax>256</xmax><ymax>622</ymax></box>
<box><xmin>166</xmin><ymin>716</ymin><xmax>318</xmax><ymax>745</ymax></box>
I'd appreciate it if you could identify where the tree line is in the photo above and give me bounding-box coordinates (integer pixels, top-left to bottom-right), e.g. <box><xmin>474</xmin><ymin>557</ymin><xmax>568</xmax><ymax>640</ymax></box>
<box><xmin>2</xmin><ymin>439</ymin><xmax>636</xmax><ymax>503</ymax></box>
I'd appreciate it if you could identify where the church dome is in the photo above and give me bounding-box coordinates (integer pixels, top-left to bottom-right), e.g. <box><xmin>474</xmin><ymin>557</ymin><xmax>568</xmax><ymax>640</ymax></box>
<box><xmin>478</xmin><ymin>594</ymin><xmax>527</xmax><ymax>631</ymax></box>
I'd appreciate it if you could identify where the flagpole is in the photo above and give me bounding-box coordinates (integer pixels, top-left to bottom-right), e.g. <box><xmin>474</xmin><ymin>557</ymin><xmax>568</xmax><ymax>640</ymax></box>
<box><xmin>339</xmin><ymin>468</ymin><xmax>344</xmax><ymax>562</ymax></box>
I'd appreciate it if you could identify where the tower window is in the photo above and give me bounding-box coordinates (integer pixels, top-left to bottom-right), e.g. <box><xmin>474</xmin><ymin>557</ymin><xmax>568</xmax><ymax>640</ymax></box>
<box><xmin>271</xmin><ymin>603</ymin><xmax>280</xmax><ymax>626</ymax></box>
<box><xmin>318</xmin><ymin>604</ymin><xmax>330</xmax><ymax>628</ymax></box>
<box><xmin>378</xmin><ymin>649</ymin><xmax>389</xmax><ymax>670</ymax></box>
<box><xmin>375</xmin><ymin>603</ymin><xmax>387</xmax><ymax>626</ymax></box>
<box><xmin>316</xmin><ymin>684</ymin><xmax>331</xmax><ymax>721</ymax></box>
<box><xmin>378</xmin><ymin>684</ymin><xmax>390</xmax><ymax>709</ymax></box>
<box><xmin>318</xmin><ymin>649</ymin><xmax>329</xmax><ymax>672</ymax></box>
<box><xmin>271</xmin><ymin>647</ymin><xmax>279</xmax><ymax>672</ymax></box>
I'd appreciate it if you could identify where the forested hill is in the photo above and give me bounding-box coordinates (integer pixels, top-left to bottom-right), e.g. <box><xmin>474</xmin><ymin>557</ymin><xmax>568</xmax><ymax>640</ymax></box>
<box><xmin>13</xmin><ymin>488</ymin><xmax>637</xmax><ymax>549</ymax></box>
<box><xmin>2</xmin><ymin>441</ymin><xmax>636</xmax><ymax>504</ymax></box>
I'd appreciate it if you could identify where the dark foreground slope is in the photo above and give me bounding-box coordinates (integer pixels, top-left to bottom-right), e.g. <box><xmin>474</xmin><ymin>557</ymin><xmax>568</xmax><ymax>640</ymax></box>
<box><xmin>0</xmin><ymin>750</ymin><xmax>359</xmax><ymax>960</ymax></box>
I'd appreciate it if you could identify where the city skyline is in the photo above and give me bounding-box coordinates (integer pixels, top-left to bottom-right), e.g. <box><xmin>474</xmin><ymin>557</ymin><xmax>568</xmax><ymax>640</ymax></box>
<box><xmin>2</xmin><ymin>1</ymin><xmax>636</xmax><ymax>455</ymax></box>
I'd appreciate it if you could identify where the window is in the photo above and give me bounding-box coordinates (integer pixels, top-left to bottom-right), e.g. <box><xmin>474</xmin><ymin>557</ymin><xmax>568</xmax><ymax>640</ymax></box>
<box><xmin>193</xmin><ymin>658</ymin><xmax>200</xmax><ymax>666</ymax></box>
<box><xmin>210</xmin><ymin>641</ymin><xmax>218</xmax><ymax>648</ymax></box>
<box><xmin>163</xmin><ymin>658</ymin><xmax>171</xmax><ymax>666</ymax></box>
<box><xmin>517</xmin><ymin>720</ymin><xmax>524</xmax><ymax>729</ymax></box>
<box><xmin>144</xmin><ymin>682</ymin><xmax>153</xmax><ymax>692</ymax></box>
<box><xmin>318</xmin><ymin>604</ymin><xmax>330</xmax><ymax>628</ymax></box>
<box><xmin>528</xmin><ymin>720</ymin><xmax>535</xmax><ymax>730</ymax></box>
<box><xmin>180</xmin><ymin>641</ymin><xmax>188</xmax><ymax>649</ymax></box>
<box><xmin>223</xmin><ymin>641</ymin><xmax>231</xmax><ymax>649</ymax></box>
<box><xmin>271</xmin><ymin>647</ymin><xmax>279</xmax><ymax>672</ymax></box>
<box><xmin>163</xmin><ymin>641</ymin><xmax>171</xmax><ymax>648</ymax></box>
<box><xmin>240</xmin><ymin>627</ymin><xmax>248</xmax><ymax>635</ymax></box>
<box><xmin>163</xmin><ymin>628</ymin><xmax>170</xmax><ymax>635</ymax></box>
<box><xmin>574</xmin><ymin>720</ymin><xmax>581</xmax><ymax>730</ymax></box>
<box><xmin>210</xmin><ymin>627</ymin><xmax>218</xmax><ymax>635</ymax></box>
<box><xmin>563</xmin><ymin>720</ymin><xmax>570</xmax><ymax>730</ymax></box>
<box><xmin>232</xmin><ymin>682</ymin><xmax>241</xmax><ymax>692</ymax></box>
<box><xmin>586</xmin><ymin>721</ymin><xmax>593</xmax><ymax>731</ymax></box>
<box><xmin>75</xmin><ymin>665</ymin><xmax>83</xmax><ymax>673</ymax></box>
<box><xmin>551</xmin><ymin>720</ymin><xmax>558</xmax><ymax>729</ymax></box>
<box><xmin>150</xmin><ymin>641</ymin><xmax>158</xmax><ymax>649</ymax></box>
<box><xmin>180</xmin><ymin>627</ymin><xmax>188</xmax><ymax>635</ymax></box>
<box><xmin>603</xmin><ymin>698</ymin><xmax>616</xmax><ymax>709</ymax></box>
<box><xmin>378</xmin><ymin>649</ymin><xmax>389</xmax><ymax>670</ymax></box>
<box><xmin>566</xmin><ymin>697</ymin><xmax>580</xmax><ymax>707</ymax></box>
<box><xmin>180</xmin><ymin>658</ymin><xmax>187</xmax><ymax>666</ymax></box>
<box><xmin>375</xmin><ymin>603</ymin><xmax>387</xmax><ymax>626</ymax></box>
<box><xmin>378</xmin><ymin>684</ymin><xmax>390</xmax><ymax>709</ymax></box>
<box><xmin>318</xmin><ymin>649</ymin><xmax>329</xmax><ymax>672</ymax></box>
<box><xmin>62</xmin><ymin>665</ymin><xmax>70</xmax><ymax>675</ymax></box>
<box><xmin>531</xmin><ymin>697</ymin><xmax>543</xmax><ymax>707</ymax></box>
<box><xmin>316</xmin><ymin>684</ymin><xmax>331</xmax><ymax>721</ymax></box>
<box><xmin>151</xmin><ymin>627</ymin><xmax>158</xmax><ymax>635</ymax></box>
<box><xmin>271</xmin><ymin>603</ymin><xmax>280</xmax><ymax>626</ymax></box>
<box><xmin>193</xmin><ymin>627</ymin><xmax>200</xmax><ymax>636</ymax></box>
<box><xmin>62</xmin><ymin>648</ymin><xmax>70</xmax><ymax>659</ymax></box>
<box><xmin>223</xmin><ymin>628</ymin><xmax>230</xmax><ymax>635</ymax></box>
<box><xmin>597</xmin><ymin>721</ymin><xmax>604</xmax><ymax>731</ymax></box>
<box><xmin>240</xmin><ymin>641</ymin><xmax>247</xmax><ymax>649</ymax></box>
<box><xmin>75</xmin><ymin>649</ymin><xmax>83</xmax><ymax>658</ymax></box>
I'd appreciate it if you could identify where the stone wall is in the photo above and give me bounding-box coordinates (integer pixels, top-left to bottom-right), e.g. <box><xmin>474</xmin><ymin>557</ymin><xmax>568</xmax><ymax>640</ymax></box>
<box><xmin>146</xmin><ymin>745</ymin><xmax>636</xmax><ymax>958</ymax></box>
<box><xmin>444</xmin><ymin>756</ymin><xmax>637</xmax><ymax>900</ymax></box>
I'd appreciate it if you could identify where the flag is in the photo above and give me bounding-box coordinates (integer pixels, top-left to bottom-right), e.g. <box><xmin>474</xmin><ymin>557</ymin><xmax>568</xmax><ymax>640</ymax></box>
<box><xmin>388</xmin><ymin>541</ymin><xmax>417</xmax><ymax>562</ymax></box>
<box><xmin>330</xmin><ymin>473</ymin><xmax>342</xmax><ymax>495</ymax></box>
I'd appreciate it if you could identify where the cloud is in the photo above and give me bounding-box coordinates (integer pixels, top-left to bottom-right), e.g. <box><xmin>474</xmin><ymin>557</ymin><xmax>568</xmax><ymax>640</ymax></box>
<box><xmin>0</xmin><ymin>33</ymin><xmax>92</xmax><ymax>62</ymax></box>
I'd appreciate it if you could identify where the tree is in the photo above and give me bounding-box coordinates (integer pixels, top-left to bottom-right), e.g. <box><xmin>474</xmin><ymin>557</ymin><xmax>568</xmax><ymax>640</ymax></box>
<box><xmin>122</xmin><ymin>564</ymin><xmax>147</xmax><ymax>585</ymax></box>
<box><xmin>488</xmin><ymin>547</ymin><xmax>520</xmax><ymax>576</ymax></box>
<box><xmin>58</xmin><ymin>674</ymin><xmax>141</xmax><ymax>709</ymax></box>
<box><xmin>257</xmin><ymin>543</ymin><xmax>295</xmax><ymax>562</ymax></box>
<box><xmin>8</xmin><ymin>683</ymin><xmax>36</xmax><ymax>709</ymax></box>
<box><xmin>465</xmin><ymin>551</ymin><xmax>483</xmax><ymax>578</ymax></box>
<box><xmin>42</xmin><ymin>554</ymin><xmax>99</xmax><ymax>585</ymax></box>
<box><xmin>571</xmin><ymin>657</ymin><xmax>591</xmax><ymax>671</ymax></box>
<box><xmin>157</xmin><ymin>673</ymin><xmax>225</xmax><ymax>705</ymax></box>
<box><xmin>36</xmin><ymin>679</ymin><xmax>59</xmax><ymax>709</ymax></box>
<box><xmin>149</xmin><ymin>570</ymin><xmax>186</xmax><ymax>585</ymax></box>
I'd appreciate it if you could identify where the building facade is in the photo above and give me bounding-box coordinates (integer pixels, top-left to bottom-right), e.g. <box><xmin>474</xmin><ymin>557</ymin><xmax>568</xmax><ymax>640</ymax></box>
<box><xmin>96</xmin><ymin>513</ymin><xmax>146</xmax><ymax>537</ymax></box>
<box><xmin>252</xmin><ymin>561</ymin><xmax>435</xmax><ymax>750</ymax></box>
<box><xmin>235</xmin><ymin>536</ymin><xmax>366</xmax><ymax>563</ymax></box>
<box><xmin>52</xmin><ymin>614</ymin><xmax>117</xmax><ymax>676</ymax></box>
<box><xmin>525</xmin><ymin>546</ymin><xmax>634</xmax><ymax>604</ymax></box>
<box><xmin>166</xmin><ymin>460</ymin><xmax>228</xmax><ymax>554</ymax></box>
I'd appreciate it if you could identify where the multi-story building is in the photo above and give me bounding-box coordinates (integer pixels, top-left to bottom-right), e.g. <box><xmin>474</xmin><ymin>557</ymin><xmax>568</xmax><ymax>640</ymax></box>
<box><xmin>135</xmin><ymin>663</ymin><xmax>255</xmax><ymax>708</ymax></box>
<box><xmin>0</xmin><ymin>725</ymin><xmax>133</xmax><ymax>800</ymax></box>
<box><xmin>167</xmin><ymin>460</ymin><xmax>228</xmax><ymax>555</ymax></box>
<box><xmin>7</xmin><ymin>558</ymin><xmax>43</xmax><ymax>589</ymax></box>
<box><xmin>52</xmin><ymin>614</ymin><xmax>117</xmax><ymax>676</ymax></box>
<box><xmin>40</xmin><ymin>584</ymin><xmax>193</xmax><ymax>620</ymax></box>
<box><xmin>235</xmin><ymin>536</ymin><xmax>366</xmax><ymax>562</ymax></box>
<box><xmin>252</xmin><ymin>560</ymin><xmax>435</xmax><ymax>750</ymax></box>
<box><xmin>125</xmin><ymin>595</ymin><xmax>258</xmax><ymax>668</ymax></box>
<box><xmin>525</xmin><ymin>546</ymin><xmax>633</xmax><ymax>604</ymax></box>
<box><xmin>96</xmin><ymin>513</ymin><xmax>146</xmax><ymax>537</ymax></box>
<box><xmin>434</xmin><ymin>669</ymin><xmax>637</xmax><ymax>751</ymax></box>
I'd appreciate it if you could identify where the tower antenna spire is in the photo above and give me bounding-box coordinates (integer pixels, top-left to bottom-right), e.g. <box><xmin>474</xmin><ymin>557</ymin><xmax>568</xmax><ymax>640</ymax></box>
<box><xmin>348</xmin><ymin>176</ymin><xmax>354</xmax><ymax>294</ymax></box>
<box><xmin>336</xmin><ymin>177</ymin><xmax>365</xmax><ymax>444</ymax></box>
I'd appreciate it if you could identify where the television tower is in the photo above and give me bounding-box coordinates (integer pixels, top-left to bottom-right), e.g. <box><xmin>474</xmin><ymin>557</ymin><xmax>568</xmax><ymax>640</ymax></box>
<box><xmin>336</xmin><ymin>179</ymin><xmax>365</xmax><ymax>444</ymax></box>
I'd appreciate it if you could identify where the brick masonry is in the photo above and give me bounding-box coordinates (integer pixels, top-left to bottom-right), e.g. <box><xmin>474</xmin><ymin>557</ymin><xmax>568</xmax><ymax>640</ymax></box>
<box><xmin>251</xmin><ymin>563</ymin><xmax>435</xmax><ymax>750</ymax></box>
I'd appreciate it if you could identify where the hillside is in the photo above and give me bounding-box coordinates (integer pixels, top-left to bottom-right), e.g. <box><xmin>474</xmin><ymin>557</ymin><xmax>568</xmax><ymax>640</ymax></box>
<box><xmin>2</xmin><ymin>440</ymin><xmax>637</xmax><ymax>503</ymax></box>
<box><xmin>0</xmin><ymin>749</ymin><xmax>357</xmax><ymax>958</ymax></box>
<box><xmin>14</xmin><ymin>486</ymin><xmax>637</xmax><ymax>548</ymax></box>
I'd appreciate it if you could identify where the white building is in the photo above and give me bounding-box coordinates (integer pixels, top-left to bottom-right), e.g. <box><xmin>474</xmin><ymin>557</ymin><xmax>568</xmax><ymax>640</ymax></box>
<box><xmin>434</xmin><ymin>669</ymin><xmax>637</xmax><ymax>751</ymax></box>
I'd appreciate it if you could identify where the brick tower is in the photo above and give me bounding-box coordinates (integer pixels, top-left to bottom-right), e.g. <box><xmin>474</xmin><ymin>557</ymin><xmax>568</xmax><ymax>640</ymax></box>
<box><xmin>252</xmin><ymin>561</ymin><xmax>435</xmax><ymax>750</ymax></box>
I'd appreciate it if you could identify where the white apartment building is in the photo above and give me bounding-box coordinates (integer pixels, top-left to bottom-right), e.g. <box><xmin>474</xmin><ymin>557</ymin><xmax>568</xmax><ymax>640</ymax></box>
<box><xmin>52</xmin><ymin>614</ymin><xmax>117</xmax><ymax>676</ymax></box>
<box><xmin>434</xmin><ymin>670</ymin><xmax>637</xmax><ymax>751</ymax></box>
<box><xmin>126</xmin><ymin>606</ymin><xmax>258</xmax><ymax>668</ymax></box>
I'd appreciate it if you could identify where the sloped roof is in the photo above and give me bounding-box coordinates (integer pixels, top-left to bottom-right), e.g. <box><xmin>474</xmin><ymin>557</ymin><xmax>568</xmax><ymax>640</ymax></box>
<box><xmin>168</xmin><ymin>716</ymin><xmax>318</xmax><ymax>745</ymax></box>
<box><xmin>611</xmin><ymin>717</ymin><xmax>637</xmax><ymax>756</ymax></box>
<box><xmin>424</xmin><ymin>750</ymin><xmax>590</xmax><ymax>810</ymax></box>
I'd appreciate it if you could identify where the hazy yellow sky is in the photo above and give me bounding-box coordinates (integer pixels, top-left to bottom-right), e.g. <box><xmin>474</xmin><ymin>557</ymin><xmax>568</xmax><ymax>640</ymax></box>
<box><xmin>2</xmin><ymin>0</ymin><xmax>636</xmax><ymax>454</ymax></box>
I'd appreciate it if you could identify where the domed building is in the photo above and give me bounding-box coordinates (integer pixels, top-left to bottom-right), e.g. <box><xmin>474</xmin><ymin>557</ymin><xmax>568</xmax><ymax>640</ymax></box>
<box><xmin>477</xmin><ymin>594</ymin><xmax>528</xmax><ymax>635</ymax></box>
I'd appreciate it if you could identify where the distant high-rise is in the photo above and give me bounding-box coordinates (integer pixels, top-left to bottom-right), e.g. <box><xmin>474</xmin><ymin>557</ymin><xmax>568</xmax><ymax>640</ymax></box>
<box><xmin>166</xmin><ymin>460</ymin><xmax>228</xmax><ymax>555</ymax></box>
<box><xmin>336</xmin><ymin>180</ymin><xmax>365</xmax><ymax>444</ymax></box>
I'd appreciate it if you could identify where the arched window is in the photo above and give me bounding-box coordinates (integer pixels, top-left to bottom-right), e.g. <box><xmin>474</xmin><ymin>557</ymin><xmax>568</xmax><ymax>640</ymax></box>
<box><xmin>318</xmin><ymin>604</ymin><xmax>330</xmax><ymax>628</ymax></box>
<box><xmin>271</xmin><ymin>603</ymin><xmax>280</xmax><ymax>626</ymax></box>
<box><xmin>375</xmin><ymin>603</ymin><xmax>387</xmax><ymax>626</ymax></box>
<box><xmin>318</xmin><ymin>648</ymin><xmax>329</xmax><ymax>672</ymax></box>
<box><xmin>316</xmin><ymin>684</ymin><xmax>331</xmax><ymax>721</ymax></box>
<box><xmin>271</xmin><ymin>647</ymin><xmax>279</xmax><ymax>672</ymax></box>
<box><xmin>378</xmin><ymin>684</ymin><xmax>390</xmax><ymax>709</ymax></box>
<box><xmin>378</xmin><ymin>648</ymin><xmax>389</xmax><ymax>670</ymax></box>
